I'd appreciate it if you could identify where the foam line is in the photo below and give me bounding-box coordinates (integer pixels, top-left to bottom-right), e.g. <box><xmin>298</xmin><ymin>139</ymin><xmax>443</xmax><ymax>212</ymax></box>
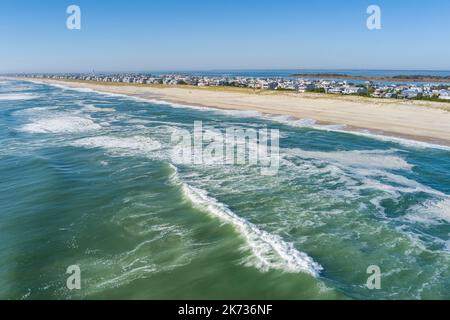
<box><xmin>169</xmin><ymin>164</ymin><xmax>323</xmax><ymax>277</ymax></box>
<box><xmin>23</xmin><ymin>79</ymin><xmax>450</xmax><ymax>151</ymax></box>
<box><xmin>0</xmin><ymin>93</ymin><xmax>40</xmax><ymax>101</ymax></box>
<box><xmin>20</xmin><ymin>115</ymin><xmax>102</xmax><ymax>134</ymax></box>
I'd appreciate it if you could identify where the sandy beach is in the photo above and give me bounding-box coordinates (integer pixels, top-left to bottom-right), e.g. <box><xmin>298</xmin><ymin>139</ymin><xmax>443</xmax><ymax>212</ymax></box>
<box><xmin>19</xmin><ymin>78</ymin><xmax>450</xmax><ymax>146</ymax></box>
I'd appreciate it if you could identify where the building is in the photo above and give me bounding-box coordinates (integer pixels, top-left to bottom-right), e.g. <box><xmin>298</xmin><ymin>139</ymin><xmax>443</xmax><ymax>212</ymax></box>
<box><xmin>328</xmin><ymin>87</ymin><xmax>343</xmax><ymax>94</ymax></box>
<box><xmin>343</xmin><ymin>86</ymin><xmax>367</xmax><ymax>95</ymax></box>
<box><xmin>439</xmin><ymin>90</ymin><xmax>450</xmax><ymax>100</ymax></box>
<box><xmin>298</xmin><ymin>83</ymin><xmax>315</xmax><ymax>92</ymax></box>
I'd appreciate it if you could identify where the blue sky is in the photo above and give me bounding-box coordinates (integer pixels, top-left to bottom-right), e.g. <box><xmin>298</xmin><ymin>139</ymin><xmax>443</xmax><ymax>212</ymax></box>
<box><xmin>1</xmin><ymin>0</ymin><xmax>450</xmax><ymax>73</ymax></box>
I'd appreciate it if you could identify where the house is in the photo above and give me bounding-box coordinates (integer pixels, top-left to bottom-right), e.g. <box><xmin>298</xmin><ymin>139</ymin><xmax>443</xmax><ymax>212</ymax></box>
<box><xmin>401</xmin><ymin>88</ymin><xmax>422</xmax><ymax>99</ymax></box>
<box><xmin>298</xmin><ymin>83</ymin><xmax>315</xmax><ymax>92</ymax></box>
<box><xmin>343</xmin><ymin>86</ymin><xmax>367</xmax><ymax>95</ymax></box>
<box><xmin>328</xmin><ymin>87</ymin><xmax>343</xmax><ymax>94</ymax></box>
<box><xmin>384</xmin><ymin>92</ymin><xmax>398</xmax><ymax>99</ymax></box>
<box><xmin>263</xmin><ymin>82</ymin><xmax>278</xmax><ymax>90</ymax></box>
<box><xmin>439</xmin><ymin>90</ymin><xmax>450</xmax><ymax>100</ymax></box>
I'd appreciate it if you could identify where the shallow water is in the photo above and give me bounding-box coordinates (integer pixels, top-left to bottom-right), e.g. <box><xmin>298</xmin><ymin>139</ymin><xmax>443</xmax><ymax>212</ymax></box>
<box><xmin>0</xmin><ymin>79</ymin><xmax>449</xmax><ymax>299</ymax></box>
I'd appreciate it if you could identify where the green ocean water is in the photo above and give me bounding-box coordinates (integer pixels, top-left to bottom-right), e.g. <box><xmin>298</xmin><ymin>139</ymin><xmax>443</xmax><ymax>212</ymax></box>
<box><xmin>0</xmin><ymin>79</ymin><xmax>449</xmax><ymax>300</ymax></box>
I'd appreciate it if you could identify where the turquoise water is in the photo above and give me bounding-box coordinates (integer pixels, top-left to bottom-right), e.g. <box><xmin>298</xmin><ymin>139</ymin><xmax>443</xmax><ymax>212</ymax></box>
<box><xmin>0</xmin><ymin>79</ymin><xmax>449</xmax><ymax>300</ymax></box>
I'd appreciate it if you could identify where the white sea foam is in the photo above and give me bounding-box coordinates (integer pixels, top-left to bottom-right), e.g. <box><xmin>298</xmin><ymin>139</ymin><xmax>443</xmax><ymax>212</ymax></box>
<box><xmin>24</xmin><ymin>79</ymin><xmax>450</xmax><ymax>151</ymax></box>
<box><xmin>358</xmin><ymin>169</ymin><xmax>447</xmax><ymax>197</ymax></box>
<box><xmin>84</xmin><ymin>226</ymin><xmax>195</xmax><ymax>293</ymax></box>
<box><xmin>13</xmin><ymin>106</ymin><xmax>60</xmax><ymax>116</ymax></box>
<box><xmin>26</xmin><ymin>80</ymin><xmax>106</xmax><ymax>96</ymax></box>
<box><xmin>6</xmin><ymin>85</ymin><xmax>34</xmax><ymax>92</ymax></box>
<box><xmin>170</xmin><ymin>164</ymin><xmax>322</xmax><ymax>276</ymax></box>
<box><xmin>141</xmin><ymin>98</ymin><xmax>220</xmax><ymax>111</ymax></box>
<box><xmin>281</xmin><ymin>148</ymin><xmax>450</xmax><ymax>228</ymax></box>
<box><xmin>20</xmin><ymin>115</ymin><xmax>102</xmax><ymax>133</ymax></box>
<box><xmin>82</xmin><ymin>104</ymin><xmax>116</xmax><ymax>113</ymax></box>
<box><xmin>286</xmin><ymin>148</ymin><xmax>413</xmax><ymax>171</ymax></box>
<box><xmin>47</xmin><ymin>83</ymin><xmax>96</xmax><ymax>93</ymax></box>
<box><xmin>73</xmin><ymin>136</ymin><xmax>161</xmax><ymax>155</ymax></box>
<box><xmin>261</xmin><ymin>114</ymin><xmax>450</xmax><ymax>151</ymax></box>
<box><xmin>405</xmin><ymin>199</ymin><xmax>450</xmax><ymax>225</ymax></box>
<box><xmin>145</xmin><ymin>99</ymin><xmax>450</xmax><ymax>151</ymax></box>
<box><xmin>0</xmin><ymin>93</ymin><xmax>40</xmax><ymax>101</ymax></box>
<box><xmin>267</xmin><ymin>115</ymin><xmax>347</xmax><ymax>130</ymax></box>
<box><xmin>149</xmin><ymin>98</ymin><xmax>274</xmax><ymax>120</ymax></box>
<box><xmin>340</xmin><ymin>130</ymin><xmax>450</xmax><ymax>152</ymax></box>
<box><xmin>126</xmin><ymin>118</ymin><xmax>190</xmax><ymax>127</ymax></box>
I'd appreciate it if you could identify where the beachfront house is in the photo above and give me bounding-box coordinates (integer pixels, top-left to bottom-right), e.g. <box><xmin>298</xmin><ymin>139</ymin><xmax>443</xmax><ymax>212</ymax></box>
<box><xmin>401</xmin><ymin>88</ymin><xmax>422</xmax><ymax>99</ymax></box>
<box><xmin>279</xmin><ymin>81</ymin><xmax>298</xmax><ymax>90</ymax></box>
<box><xmin>21</xmin><ymin>73</ymin><xmax>450</xmax><ymax>103</ymax></box>
<box><xmin>439</xmin><ymin>90</ymin><xmax>450</xmax><ymax>100</ymax></box>
<box><xmin>261</xmin><ymin>82</ymin><xmax>278</xmax><ymax>90</ymax></box>
<box><xmin>384</xmin><ymin>92</ymin><xmax>398</xmax><ymax>99</ymax></box>
<box><xmin>298</xmin><ymin>83</ymin><xmax>315</xmax><ymax>92</ymax></box>
<box><xmin>343</xmin><ymin>86</ymin><xmax>367</xmax><ymax>95</ymax></box>
<box><xmin>328</xmin><ymin>87</ymin><xmax>343</xmax><ymax>94</ymax></box>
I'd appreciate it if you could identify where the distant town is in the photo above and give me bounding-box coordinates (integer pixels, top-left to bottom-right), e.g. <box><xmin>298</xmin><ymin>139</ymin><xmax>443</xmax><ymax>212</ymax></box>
<box><xmin>17</xmin><ymin>73</ymin><xmax>450</xmax><ymax>102</ymax></box>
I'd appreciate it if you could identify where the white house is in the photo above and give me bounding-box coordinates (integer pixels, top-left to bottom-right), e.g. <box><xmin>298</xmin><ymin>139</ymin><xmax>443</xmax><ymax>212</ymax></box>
<box><xmin>401</xmin><ymin>87</ymin><xmax>422</xmax><ymax>99</ymax></box>
<box><xmin>298</xmin><ymin>83</ymin><xmax>315</xmax><ymax>92</ymax></box>
<box><xmin>328</xmin><ymin>87</ymin><xmax>343</xmax><ymax>94</ymax></box>
<box><xmin>439</xmin><ymin>90</ymin><xmax>450</xmax><ymax>100</ymax></box>
<box><xmin>343</xmin><ymin>86</ymin><xmax>368</xmax><ymax>95</ymax></box>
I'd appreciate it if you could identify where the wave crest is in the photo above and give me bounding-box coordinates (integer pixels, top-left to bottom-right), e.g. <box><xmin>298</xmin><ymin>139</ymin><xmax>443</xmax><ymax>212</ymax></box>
<box><xmin>20</xmin><ymin>115</ymin><xmax>102</xmax><ymax>133</ymax></box>
<box><xmin>169</xmin><ymin>164</ymin><xmax>323</xmax><ymax>277</ymax></box>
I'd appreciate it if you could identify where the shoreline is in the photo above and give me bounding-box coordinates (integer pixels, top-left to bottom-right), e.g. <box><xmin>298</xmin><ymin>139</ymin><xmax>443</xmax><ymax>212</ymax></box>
<box><xmin>15</xmin><ymin>77</ymin><xmax>450</xmax><ymax>148</ymax></box>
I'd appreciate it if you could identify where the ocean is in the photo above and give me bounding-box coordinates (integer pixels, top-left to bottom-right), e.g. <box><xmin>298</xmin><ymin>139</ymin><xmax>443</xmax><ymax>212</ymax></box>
<box><xmin>0</xmin><ymin>79</ymin><xmax>449</xmax><ymax>299</ymax></box>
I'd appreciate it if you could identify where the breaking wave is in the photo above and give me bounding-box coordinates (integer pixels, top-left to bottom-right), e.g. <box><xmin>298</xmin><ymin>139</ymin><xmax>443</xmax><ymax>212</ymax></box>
<box><xmin>169</xmin><ymin>164</ymin><xmax>323</xmax><ymax>277</ymax></box>
<box><xmin>286</xmin><ymin>148</ymin><xmax>413</xmax><ymax>171</ymax></box>
<box><xmin>21</xmin><ymin>79</ymin><xmax>450</xmax><ymax>151</ymax></box>
<box><xmin>405</xmin><ymin>199</ymin><xmax>450</xmax><ymax>225</ymax></box>
<box><xmin>0</xmin><ymin>93</ymin><xmax>40</xmax><ymax>101</ymax></box>
<box><xmin>81</xmin><ymin>104</ymin><xmax>116</xmax><ymax>113</ymax></box>
<box><xmin>269</xmin><ymin>115</ymin><xmax>450</xmax><ymax>151</ymax></box>
<box><xmin>72</xmin><ymin>135</ymin><xmax>162</xmax><ymax>155</ymax></box>
<box><xmin>20</xmin><ymin>115</ymin><xmax>102</xmax><ymax>133</ymax></box>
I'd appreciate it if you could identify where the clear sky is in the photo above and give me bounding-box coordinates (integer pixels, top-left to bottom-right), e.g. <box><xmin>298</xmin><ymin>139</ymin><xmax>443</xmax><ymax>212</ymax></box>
<box><xmin>1</xmin><ymin>0</ymin><xmax>450</xmax><ymax>73</ymax></box>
